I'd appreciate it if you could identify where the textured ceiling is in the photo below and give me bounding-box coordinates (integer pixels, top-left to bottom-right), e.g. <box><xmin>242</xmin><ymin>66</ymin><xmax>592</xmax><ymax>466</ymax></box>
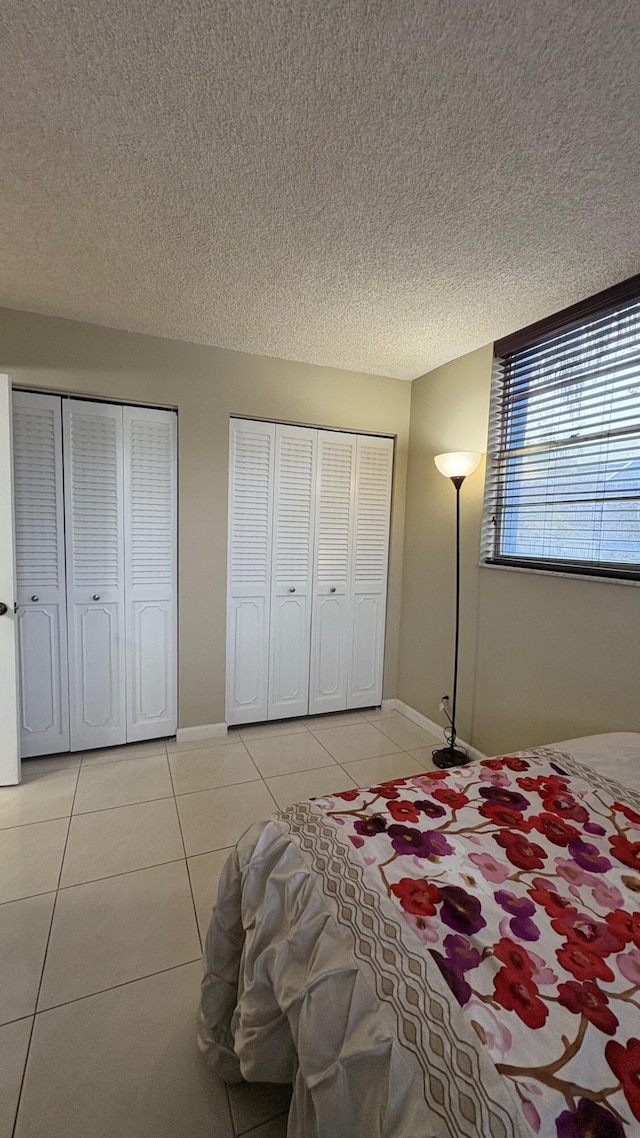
<box><xmin>2</xmin><ymin>1</ymin><xmax>640</xmax><ymax>379</ymax></box>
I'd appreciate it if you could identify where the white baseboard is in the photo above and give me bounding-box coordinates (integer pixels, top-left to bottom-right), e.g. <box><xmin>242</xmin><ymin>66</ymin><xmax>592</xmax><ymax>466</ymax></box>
<box><xmin>175</xmin><ymin>722</ymin><xmax>228</xmax><ymax>743</ymax></box>
<box><xmin>385</xmin><ymin>699</ymin><xmax>486</xmax><ymax>762</ymax></box>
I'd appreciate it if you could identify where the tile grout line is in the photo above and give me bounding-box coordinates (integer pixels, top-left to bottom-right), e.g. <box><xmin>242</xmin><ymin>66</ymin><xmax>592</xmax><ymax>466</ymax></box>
<box><xmin>29</xmin><ymin>958</ymin><xmax>205</xmax><ymax>1018</ymax></box>
<box><xmin>10</xmin><ymin>760</ymin><xmax>82</xmax><ymax>1138</ymax></box>
<box><xmin>167</xmin><ymin>753</ymin><xmax>204</xmax><ymax>953</ymax></box>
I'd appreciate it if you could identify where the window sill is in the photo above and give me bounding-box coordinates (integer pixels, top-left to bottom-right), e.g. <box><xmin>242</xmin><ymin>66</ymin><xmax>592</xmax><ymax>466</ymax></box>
<box><xmin>478</xmin><ymin>561</ymin><xmax>640</xmax><ymax>587</ymax></box>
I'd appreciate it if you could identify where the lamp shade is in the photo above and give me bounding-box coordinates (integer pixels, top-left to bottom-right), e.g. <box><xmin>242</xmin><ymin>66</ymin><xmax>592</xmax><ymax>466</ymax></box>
<box><xmin>434</xmin><ymin>451</ymin><xmax>482</xmax><ymax>479</ymax></box>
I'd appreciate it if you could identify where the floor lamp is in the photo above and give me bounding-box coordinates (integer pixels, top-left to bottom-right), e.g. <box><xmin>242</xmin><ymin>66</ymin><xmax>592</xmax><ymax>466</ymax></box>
<box><xmin>431</xmin><ymin>451</ymin><xmax>482</xmax><ymax>770</ymax></box>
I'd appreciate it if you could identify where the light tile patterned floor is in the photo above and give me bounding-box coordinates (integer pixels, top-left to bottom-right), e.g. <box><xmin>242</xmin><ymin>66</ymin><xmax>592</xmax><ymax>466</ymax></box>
<box><xmin>1</xmin><ymin>709</ymin><xmax>440</xmax><ymax>1138</ymax></box>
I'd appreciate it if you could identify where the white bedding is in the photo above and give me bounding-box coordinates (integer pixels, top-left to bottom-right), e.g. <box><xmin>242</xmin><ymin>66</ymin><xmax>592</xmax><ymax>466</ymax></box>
<box><xmin>199</xmin><ymin>733</ymin><xmax>640</xmax><ymax>1138</ymax></box>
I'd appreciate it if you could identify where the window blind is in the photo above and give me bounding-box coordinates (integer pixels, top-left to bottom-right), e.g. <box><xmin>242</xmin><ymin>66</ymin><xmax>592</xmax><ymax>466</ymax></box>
<box><xmin>482</xmin><ymin>280</ymin><xmax>640</xmax><ymax>581</ymax></box>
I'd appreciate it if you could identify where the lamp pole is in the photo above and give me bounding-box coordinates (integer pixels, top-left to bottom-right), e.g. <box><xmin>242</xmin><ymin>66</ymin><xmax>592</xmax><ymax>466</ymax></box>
<box><xmin>431</xmin><ymin>452</ymin><xmax>481</xmax><ymax>770</ymax></box>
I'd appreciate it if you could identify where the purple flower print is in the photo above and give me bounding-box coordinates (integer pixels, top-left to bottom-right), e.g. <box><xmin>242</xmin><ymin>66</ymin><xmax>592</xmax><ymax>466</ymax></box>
<box><xmin>466</xmin><ymin>997</ymin><xmax>513</xmax><ymax>1057</ymax></box>
<box><xmin>478</xmin><ymin>786</ymin><xmax>530</xmax><ymax>812</ymax></box>
<box><xmin>353</xmin><ymin>816</ymin><xmax>387</xmax><ymax>837</ymax></box>
<box><xmin>495</xmin><ymin>890</ymin><xmax>540</xmax><ymax>942</ymax></box>
<box><xmin>584</xmin><ymin>821</ymin><xmax>606</xmax><ymax>837</ymax></box>
<box><xmin>495</xmin><ymin>890</ymin><xmax>534</xmax><ymax>917</ymax></box>
<box><xmin>387</xmin><ymin>825</ymin><xmax>453</xmax><ymax>858</ymax></box>
<box><xmin>442</xmin><ymin>933</ymin><xmax>481</xmax><ymax>973</ymax></box>
<box><xmin>439</xmin><ymin>885</ymin><xmax>486</xmax><ymax>935</ymax></box>
<box><xmin>567</xmin><ymin>838</ymin><xmax>611</xmax><ymax>874</ymax></box>
<box><xmin>413</xmin><ymin>799</ymin><xmax>447</xmax><ymax>820</ymax></box>
<box><xmin>555</xmin><ymin>1099</ymin><xmax>624</xmax><ymax>1138</ymax></box>
<box><xmin>431</xmin><ymin>951</ymin><xmax>473</xmax><ymax>1006</ymax></box>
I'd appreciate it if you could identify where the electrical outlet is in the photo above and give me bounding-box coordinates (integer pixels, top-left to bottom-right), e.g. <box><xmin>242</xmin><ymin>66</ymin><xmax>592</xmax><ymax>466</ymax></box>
<box><xmin>439</xmin><ymin>694</ymin><xmax>450</xmax><ymax>713</ymax></box>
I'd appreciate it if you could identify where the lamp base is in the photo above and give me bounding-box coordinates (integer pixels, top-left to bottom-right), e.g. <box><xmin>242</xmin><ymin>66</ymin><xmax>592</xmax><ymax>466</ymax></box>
<box><xmin>432</xmin><ymin>745</ymin><xmax>470</xmax><ymax>770</ymax></box>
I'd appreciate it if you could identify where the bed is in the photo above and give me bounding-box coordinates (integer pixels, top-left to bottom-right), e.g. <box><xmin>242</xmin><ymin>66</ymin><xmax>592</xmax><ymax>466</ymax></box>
<box><xmin>199</xmin><ymin>734</ymin><xmax>640</xmax><ymax>1137</ymax></box>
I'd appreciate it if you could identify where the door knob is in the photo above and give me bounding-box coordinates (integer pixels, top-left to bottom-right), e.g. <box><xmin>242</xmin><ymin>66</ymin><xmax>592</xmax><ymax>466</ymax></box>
<box><xmin>93</xmin><ymin>594</ymin><xmax>101</xmax><ymax>601</ymax></box>
<box><xmin>0</xmin><ymin>602</ymin><xmax>7</xmax><ymax>616</ymax></box>
<box><xmin>289</xmin><ymin>586</ymin><xmax>296</xmax><ymax>593</ymax></box>
<box><xmin>329</xmin><ymin>587</ymin><xmax>336</xmax><ymax>593</ymax></box>
<box><xmin>31</xmin><ymin>595</ymin><xmax>40</xmax><ymax>603</ymax></box>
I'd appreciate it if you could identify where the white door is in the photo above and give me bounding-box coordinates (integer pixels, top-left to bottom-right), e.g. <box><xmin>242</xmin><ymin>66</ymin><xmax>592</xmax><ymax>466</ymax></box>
<box><xmin>0</xmin><ymin>376</ymin><xmax>20</xmax><ymax>784</ymax></box>
<box><xmin>123</xmin><ymin>405</ymin><xmax>177</xmax><ymax>741</ymax></box>
<box><xmin>268</xmin><ymin>424</ymin><xmax>317</xmax><ymax>719</ymax></box>
<box><xmin>64</xmin><ymin>399</ymin><xmax>127</xmax><ymax>751</ymax></box>
<box><xmin>226</xmin><ymin>419</ymin><xmax>275</xmax><ymax>725</ymax></box>
<box><xmin>13</xmin><ymin>391</ymin><xmax>70</xmax><ymax>757</ymax></box>
<box><xmin>347</xmin><ymin>435</ymin><xmax>393</xmax><ymax>708</ymax></box>
<box><xmin>308</xmin><ymin>431</ymin><xmax>357</xmax><ymax>715</ymax></box>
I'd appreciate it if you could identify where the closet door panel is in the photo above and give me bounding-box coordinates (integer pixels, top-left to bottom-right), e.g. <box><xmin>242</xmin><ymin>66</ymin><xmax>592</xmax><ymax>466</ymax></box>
<box><xmin>13</xmin><ymin>392</ymin><xmax>70</xmax><ymax>757</ymax></box>
<box><xmin>64</xmin><ymin>400</ymin><xmax>126</xmax><ymax>751</ymax></box>
<box><xmin>308</xmin><ymin>431</ymin><xmax>356</xmax><ymax>715</ymax></box>
<box><xmin>123</xmin><ymin>406</ymin><xmax>177</xmax><ymax>741</ymax></box>
<box><xmin>268</xmin><ymin>425</ymin><xmax>317</xmax><ymax>719</ymax></box>
<box><xmin>226</xmin><ymin>419</ymin><xmax>275</xmax><ymax>725</ymax></box>
<box><xmin>347</xmin><ymin>436</ymin><xmax>393</xmax><ymax>708</ymax></box>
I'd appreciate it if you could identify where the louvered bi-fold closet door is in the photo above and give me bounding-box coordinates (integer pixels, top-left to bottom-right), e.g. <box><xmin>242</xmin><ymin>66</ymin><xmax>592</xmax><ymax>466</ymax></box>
<box><xmin>13</xmin><ymin>391</ymin><xmax>70</xmax><ymax>757</ymax></box>
<box><xmin>268</xmin><ymin>424</ymin><xmax>317</xmax><ymax>719</ymax></box>
<box><xmin>123</xmin><ymin>406</ymin><xmax>177</xmax><ymax>741</ymax></box>
<box><xmin>347</xmin><ymin>435</ymin><xmax>393</xmax><ymax>708</ymax></box>
<box><xmin>308</xmin><ymin>431</ymin><xmax>357</xmax><ymax>715</ymax></box>
<box><xmin>64</xmin><ymin>399</ymin><xmax>127</xmax><ymax>751</ymax></box>
<box><xmin>226</xmin><ymin>419</ymin><xmax>275</xmax><ymax>725</ymax></box>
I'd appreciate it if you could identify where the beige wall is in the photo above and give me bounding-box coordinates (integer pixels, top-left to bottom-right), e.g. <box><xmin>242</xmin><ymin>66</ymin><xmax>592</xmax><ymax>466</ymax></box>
<box><xmin>398</xmin><ymin>345</ymin><xmax>640</xmax><ymax>756</ymax></box>
<box><xmin>1</xmin><ymin>307</ymin><xmax>411</xmax><ymax>729</ymax></box>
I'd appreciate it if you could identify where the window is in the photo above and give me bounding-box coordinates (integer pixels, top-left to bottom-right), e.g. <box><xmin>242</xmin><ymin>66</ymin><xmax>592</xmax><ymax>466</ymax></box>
<box><xmin>482</xmin><ymin>275</ymin><xmax>640</xmax><ymax>582</ymax></box>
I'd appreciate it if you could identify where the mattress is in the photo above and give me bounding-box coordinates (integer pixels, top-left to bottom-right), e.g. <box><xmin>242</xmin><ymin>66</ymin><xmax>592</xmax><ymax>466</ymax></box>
<box><xmin>199</xmin><ymin>734</ymin><xmax>640</xmax><ymax>1137</ymax></box>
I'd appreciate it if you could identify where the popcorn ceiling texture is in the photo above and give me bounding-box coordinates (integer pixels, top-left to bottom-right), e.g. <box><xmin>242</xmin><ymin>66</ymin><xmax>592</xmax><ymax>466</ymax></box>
<box><xmin>2</xmin><ymin>0</ymin><xmax>640</xmax><ymax>379</ymax></box>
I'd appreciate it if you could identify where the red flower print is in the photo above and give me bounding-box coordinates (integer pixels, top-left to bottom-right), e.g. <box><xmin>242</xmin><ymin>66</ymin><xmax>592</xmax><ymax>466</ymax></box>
<box><xmin>333</xmin><ymin>789</ymin><xmax>360</xmax><ymax>801</ymax></box>
<box><xmin>503</xmin><ymin>756</ymin><xmax>530</xmax><ymax>772</ymax></box>
<box><xmin>557</xmin><ymin>980</ymin><xmax>618</xmax><ymax>1035</ymax></box>
<box><xmin>610</xmin><ymin>834</ymin><xmax>640</xmax><ymax>871</ymax></box>
<box><xmin>614</xmin><ymin>801</ymin><xmax>640</xmax><ymax>826</ymax></box>
<box><xmin>551</xmin><ymin>911</ymin><xmax>625</xmax><ymax>956</ymax></box>
<box><xmin>481</xmin><ymin>758</ymin><xmax>505</xmax><ymax>770</ymax></box>
<box><xmin>606</xmin><ymin>1038</ymin><xmax>640</xmax><ymax>1122</ymax></box>
<box><xmin>605</xmin><ymin>908</ymin><xmax>640</xmax><ymax>948</ymax></box>
<box><xmin>528</xmin><ymin>881</ymin><xmax>577</xmax><ymax>920</ymax></box>
<box><xmin>368</xmin><ymin>783</ymin><xmax>401</xmax><ymax>800</ymax></box>
<box><xmin>494</xmin><ymin>830</ymin><xmax>546</xmax><ymax>870</ymax></box>
<box><xmin>493</xmin><ymin>968</ymin><xmax>548</xmax><ymax>1028</ymax></box>
<box><xmin>541</xmin><ymin>791</ymin><xmax>588</xmax><ymax>824</ymax></box>
<box><xmin>479</xmin><ymin>802</ymin><xmax>531</xmax><ymax>829</ymax></box>
<box><xmin>493</xmin><ymin>937</ymin><xmax>535</xmax><ymax>977</ymax></box>
<box><xmin>517</xmin><ymin>774</ymin><xmax>567</xmax><ymax>795</ymax></box>
<box><xmin>432</xmin><ymin>787</ymin><xmax>469</xmax><ymax>810</ymax></box>
<box><xmin>530</xmin><ymin>812</ymin><xmax>580</xmax><ymax>847</ymax></box>
<box><xmin>388</xmin><ymin>800</ymin><xmax>421</xmax><ymax>824</ymax></box>
<box><xmin>390</xmin><ymin>877</ymin><xmax>439</xmax><ymax>916</ymax></box>
<box><xmin>556</xmin><ymin>942</ymin><xmax>614</xmax><ymax>983</ymax></box>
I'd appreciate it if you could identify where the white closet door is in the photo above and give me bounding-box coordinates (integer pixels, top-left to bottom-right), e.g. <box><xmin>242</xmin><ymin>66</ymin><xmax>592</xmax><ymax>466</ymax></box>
<box><xmin>268</xmin><ymin>424</ymin><xmax>317</xmax><ymax>720</ymax></box>
<box><xmin>13</xmin><ymin>391</ymin><xmax>70</xmax><ymax>758</ymax></box>
<box><xmin>308</xmin><ymin>430</ymin><xmax>356</xmax><ymax>715</ymax></box>
<box><xmin>347</xmin><ymin>435</ymin><xmax>393</xmax><ymax>708</ymax></box>
<box><xmin>64</xmin><ymin>399</ymin><xmax>126</xmax><ymax>751</ymax></box>
<box><xmin>123</xmin><ymin>406</ymin><xmax>177</xmax><ymax>741</ymax></box>
<box><xmin>226</xmin><ymin>419</ymin><xmax>275</xmax><ymax>725</ymax></box>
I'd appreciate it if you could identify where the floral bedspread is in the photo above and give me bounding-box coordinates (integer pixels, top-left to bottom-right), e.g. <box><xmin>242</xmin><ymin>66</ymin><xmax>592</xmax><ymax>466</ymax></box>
<box><xmin>308</xmin><ymin>749</ymin><xmax>640</xmax><ymax>1137</ymax></box>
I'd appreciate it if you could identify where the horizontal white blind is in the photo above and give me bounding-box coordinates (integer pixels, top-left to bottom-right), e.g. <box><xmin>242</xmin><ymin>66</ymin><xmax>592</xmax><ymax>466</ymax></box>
<box><xmin>483</xmin><ymin>295</ymin><xmax>640</xmax><ymax>580</ymax></box>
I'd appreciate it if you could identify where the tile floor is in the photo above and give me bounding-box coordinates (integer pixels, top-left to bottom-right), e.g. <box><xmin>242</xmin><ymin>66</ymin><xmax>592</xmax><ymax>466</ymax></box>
<box><xmin>1</xmin><ymin>707</ymin><xmax>441</xmax><ymax>1138</ymax></box>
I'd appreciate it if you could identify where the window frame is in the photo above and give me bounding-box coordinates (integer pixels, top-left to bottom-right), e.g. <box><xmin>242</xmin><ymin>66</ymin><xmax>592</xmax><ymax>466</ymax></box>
<box><xmin>481</xmin><ymin>274</ymin><xmax>640</xmax><ymax>584</ymax></box>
